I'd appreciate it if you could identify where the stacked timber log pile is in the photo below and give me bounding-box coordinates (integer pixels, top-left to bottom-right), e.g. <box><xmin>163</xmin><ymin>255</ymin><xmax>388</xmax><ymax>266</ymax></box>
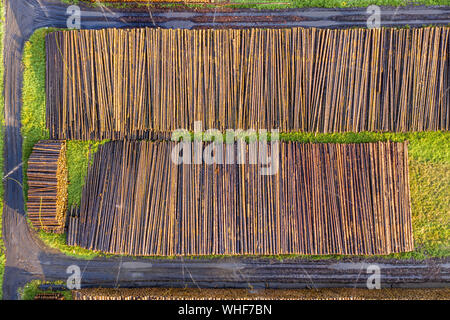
<box><xmin>73</xmin><ymin>288</ymin><xmax>450</xmax><ymax>300</ymax></box>
<box><xmin>89</xmin><ymin>0</ymin><xmax>211</xmax><ymax>2</ymax></box>
<box><xmin>27</xmin><ymin>140</ymin><xmax>68</xmax><ymax>233</ymax></box>
<box><xmin>46</xmin><ymin>27</ymin><xmax>449</xmax><ymax>140</ymax></box>
<box><xmin>67</xmin><ymin>140</ymin><xmax>413</xmax><ymax>256</ymax></box>
<box><xmin>67</xmin><ymin>205</ymin><xmax>80</xmax><ymax>245</ymax></box>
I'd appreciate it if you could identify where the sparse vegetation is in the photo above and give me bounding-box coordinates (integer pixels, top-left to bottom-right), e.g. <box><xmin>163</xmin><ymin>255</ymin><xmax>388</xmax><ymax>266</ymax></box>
<box><xmin>22</xmin><ymin>28</ymin><xmax>53</xmax><ymax>205</ymax></box>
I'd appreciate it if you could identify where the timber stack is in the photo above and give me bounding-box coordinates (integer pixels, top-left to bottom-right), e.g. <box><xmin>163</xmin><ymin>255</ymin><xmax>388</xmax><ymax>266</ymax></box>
<box><xmin>67</xmin><ymin>140</ymin><xmax>414</xmax><ymax>256</ymax></box>
<box><xmin>26</xmin><ymin>140</ymin><xmax>68</xmax><ymax>233</ymax></box>
<box><xmin>46</xmin><ymin>27</ymin><xmax>449</xmax><ymax>140</ymax></box>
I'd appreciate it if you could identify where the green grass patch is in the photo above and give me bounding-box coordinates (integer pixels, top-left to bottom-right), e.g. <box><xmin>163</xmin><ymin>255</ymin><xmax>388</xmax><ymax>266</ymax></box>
<box><xmin>37</xmin><ymin>231</ymin><xmax>100</xmax><ymax>259</ymax></box>
<box><xmin>22</xmin><ymin>28</ymin><xmax>54</xmax><ymax>205</ymax></box>
<box><xmin>31</xmin><ymin>139</ymin><xmax>110</xmax><ymax>258</ymax></box>
<box><xmin>281</xmin><ymin>131</ymin><xmax>450</xmax><ymax>259</ymax></box>
<box><xmin>281</xmin><ymin>131</ymin><xmax>450</xmax><ymax>163</ymax></box>
<box><xmin>19</xmin><ymin>280</ymin><xmax>73</xmax><ymax>300</ymax></box>
<box><xmin>229</xmin><ymin>0</ymin><xmax>448</xmax><ymax>10</ymax></box>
